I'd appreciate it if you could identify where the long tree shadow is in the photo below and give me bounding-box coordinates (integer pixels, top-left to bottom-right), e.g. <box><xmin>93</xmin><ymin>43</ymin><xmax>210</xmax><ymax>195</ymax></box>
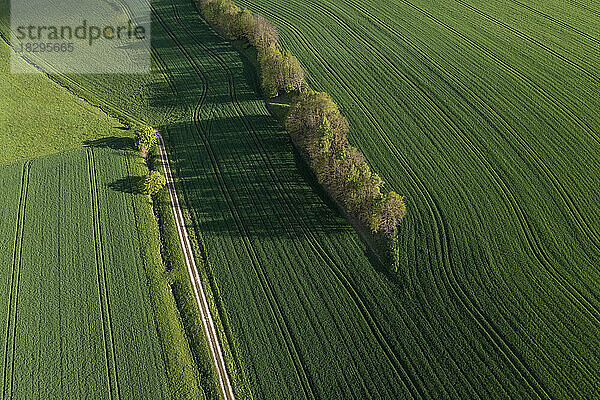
<box><xmin>84</xmin><ymin>136</ymin><xmax>135</xmax><ymax>151</ymax></box>
<box><xmin>144</xmin><ymin>3</ymin><xmax>427</xmax><ymax>400</ymax></box>
<box><xmin>108</xmin><ymin>175</ymin><xmax>145</xmax><ymax>194</ymax></box>
<box><xmin>147</xmin><ymin>0</ymin><xmax>369</xmax><ymax>241</ymax></box>
<box><xmin>161</xmin><ymin>116</ymin><xmax>354</xmax><ymax>238</ymax></box>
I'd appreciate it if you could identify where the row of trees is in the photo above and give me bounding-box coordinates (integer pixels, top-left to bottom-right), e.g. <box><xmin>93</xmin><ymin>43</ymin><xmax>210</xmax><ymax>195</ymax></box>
<box><xmin>134</xmin><ymin>126</ymin><xmax>166</xmax><ymax>196</ymax></box>
<box><xmin>198</xmin><ymin>0</ymin><xmax>305</xmax><ymax>97</ymax></box>
<box><xmin>197</xmin><ymin>0</ymin><xmax>406</xmax><ymax>234</ymax></box>
<box><xmin>259</xmin><ymin>44</ymin><xmax>304</xmax><ymax>97</ymax></box>
<box><xmin>199</xmin><ymin>0</ymin><xmax>277</xmax><ymax>46</ymax></box>
<box><xmin>286</xmin><ymin>92</ymin><xmax>405</xmax><ymax>233</ymax></box>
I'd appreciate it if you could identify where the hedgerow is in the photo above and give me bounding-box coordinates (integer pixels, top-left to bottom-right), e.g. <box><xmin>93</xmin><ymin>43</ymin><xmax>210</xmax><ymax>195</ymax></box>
<box><xmin>286</xmin><ymin>91</ymin><xmax>406</xmax><ymax>234</ymax></box>
<box><xmin>143</xmin><ymin>169</ymin><xmax>167</xmax><ymax>196</ymax></box>
<box><xmin>198</xmin><ymin>0</ymin><xmax>306</xmax><ymax>97</ymax></box>
<box><xmin>196</xmin><ymin>0</ymin><xmax>406</xmax><ymax>266</ymax></box>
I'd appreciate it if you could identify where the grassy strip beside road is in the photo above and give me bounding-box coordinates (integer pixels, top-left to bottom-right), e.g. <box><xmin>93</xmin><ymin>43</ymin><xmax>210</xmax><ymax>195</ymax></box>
<box><xmin>127</xmin><ymin>149</ymin><xmax>218</xmax><ymax>400</ymax></box>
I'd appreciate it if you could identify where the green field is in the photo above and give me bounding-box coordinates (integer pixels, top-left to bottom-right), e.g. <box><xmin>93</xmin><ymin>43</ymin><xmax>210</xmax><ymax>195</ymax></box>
<box><xmin>150</xmin><ymin>2</ymin><xmax>418</xmax><ymax>398</ymax></box>
<box><xmin>1</xmin><ymin>35</ymin><xmax>171</xmax><ymax>399</ymax></box>
<box><xmin>3</xmin><ymin>0</ymin><xmax>599</xmax><ymax>398</ymax></box>
<box><xmin>0</xmin><ymin>40</ymin><xmax>128</xmax><ymax>164</ymax></box>
<box><xmin>0</xmin><ymin>149</ymin><xmax>169</xmax><ymax>399</ymax></box>
<box><xmin>1</xmin><ymin>17</ymin><xmax>215</xmax><ymax>398</ymax></box>
<box><xmin>235</xmin><ymin>0</ymin><xmax>600</xmax><ymax>397</ymax></box>
<box><xmin>2</xmin><ymin>0</ymin><xmax>445</xmax><ymax>397</ymax></box>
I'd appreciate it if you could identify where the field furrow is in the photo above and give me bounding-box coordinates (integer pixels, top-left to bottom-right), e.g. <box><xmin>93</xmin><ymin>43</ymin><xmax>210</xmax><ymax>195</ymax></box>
<box><xmin>1</xmin><ymin>163</ymin><xmax>28</xmax><ymax>400</ymax></box>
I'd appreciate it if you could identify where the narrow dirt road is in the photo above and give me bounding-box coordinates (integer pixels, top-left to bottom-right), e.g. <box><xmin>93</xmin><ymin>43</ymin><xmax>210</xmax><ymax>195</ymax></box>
<box><xmin>156</xmin><ymin>133</ymin><xmax>236</xmax><ymax>400</ymax></box>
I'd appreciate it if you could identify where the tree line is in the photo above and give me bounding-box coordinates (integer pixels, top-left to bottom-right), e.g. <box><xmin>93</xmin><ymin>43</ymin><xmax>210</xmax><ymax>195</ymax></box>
<box><xmin>135</xmin><ymin>126</ymin><xmax>166</xmax><ymax>196</ymax></box>
<box><xmin>197</xmin><ymin>0</ymin><xmax>406</xmax><ymax>237</ymax></box>
<box><xmin>199</xmin><ymin>0</ymin><xmax>306</xmax><ymax>97</ymax></box>
<box><xmin>286</xmin><ymin>92</ymin><xmax>405</xmax><ymax>233</ymax></box>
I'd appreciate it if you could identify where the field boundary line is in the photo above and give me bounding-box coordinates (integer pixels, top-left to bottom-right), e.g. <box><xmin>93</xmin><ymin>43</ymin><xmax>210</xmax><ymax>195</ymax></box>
<box><xmin>156</xmin><ymin>133</ymin><xmax>235</xmax><ymax>400</ymax></box>
<box><xmin>90</xmin><ymin>149</ymin><xmax>123</xmax><ymax>399</ymax></box>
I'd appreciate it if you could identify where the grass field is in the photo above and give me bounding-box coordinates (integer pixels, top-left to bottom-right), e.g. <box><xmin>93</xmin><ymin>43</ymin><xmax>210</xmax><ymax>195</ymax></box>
<box><xmin>0</xmin><ymin>148</ymin><xmax>169</xmax><ymax>399</ymax></box>
<box><xmin>145</xmin><ymin>2</ymin><xmax>426</xmax><ymax>397</ymax></box>
<box><xmin>0</xmin><ymin>40</ymin><xmax>128</xmax><ymax>165</ymax></box>
<box><xmin>1</xmin><ymin>33</ymin><xmax>170</xmax><ymax>399</ymax></box>
<box><xmin>1</xmin><ymin>0</ymin><xmax>452</xmax><ymax>397</ymax></box>
<box><xmin>3</xmin><ymin>0</ymin><xmax>599</xmax><ymax>398</ymax></box>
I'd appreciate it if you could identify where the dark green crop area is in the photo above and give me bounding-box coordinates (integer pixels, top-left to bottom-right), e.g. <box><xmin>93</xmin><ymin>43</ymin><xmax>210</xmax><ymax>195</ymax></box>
<box><xmin>235</xmin><ymin>0</ymin><xmax>600</xmax><ymax>397</ymax></box>
<box><xmin>0</xmin><ymin>149</ymin><xmax>169</xmax><ymax>399</ymax></box>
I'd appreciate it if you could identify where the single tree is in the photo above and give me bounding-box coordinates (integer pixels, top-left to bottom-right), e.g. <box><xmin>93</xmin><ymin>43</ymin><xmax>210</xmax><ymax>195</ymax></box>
<box><xmin>250</xmin><ymin>14</ymin><xmax>279</xmax><ymax>49</ymax></box>
<box><xmin>371</xmin><ymin>191</ymin><xmax>406</xmax><ymax>233</ymax></box>
<box><xmin>283</xmin><ymin>51</ymin><xmax>305</xmax><ymax>92</ymax></box>
<box><xmin>258</xmin><ymin>44</ymin><xmax>284</xmax><ymax>97</ymax></box>
<box><xmin>135</xmin><ymin>125</ymin><xmax>157</xmax><ymax>153</ymax></box>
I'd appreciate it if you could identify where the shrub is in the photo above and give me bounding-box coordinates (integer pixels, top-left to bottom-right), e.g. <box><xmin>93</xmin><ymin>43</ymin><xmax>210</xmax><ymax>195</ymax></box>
<box><xmin>258</xmin><ymin>45</ymin><xmax>306</xmax><ymax>97</ymax></box>
<box><xmin>135</xmin><ymin>125</ymin><xmax>157</xmax><ymax>153</ymax></box>
<box><xmin>201</xmin><ymin>0</ymin><xmax>242</xmax><ymax>39</ymax></box>
<box><xmin>284</xmin><ymin>52</ymin><xmax>305</xmax><ymax>92</ymax></box>
<box><xmin>286</xmin><ymin>92</ymin><xmax>349</xmax><ymax>151</ymax></box>
<box><xmin>144</xmin><ymin>170</ymin><xmax>167</xmax><ymax>196</ymax></box>
<box><xmin>236</xmin><ymin>9</ymin><xmax>256</xmax><ymax>38</ymax></box>
<box><xmin>258</xmin><ymin>44</ymin><xmax>282</xmax><ymax>97</ymax></box>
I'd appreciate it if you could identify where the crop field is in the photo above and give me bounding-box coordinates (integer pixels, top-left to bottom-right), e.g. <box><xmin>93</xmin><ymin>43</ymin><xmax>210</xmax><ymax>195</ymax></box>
<box><xmin>0</xmin><ymin>148</ymin><xmax>169</xmax><ymax>399</ymax></box>
<box><xmin>3</xmin><ymin>0</ymin><xmax>471</xmax><ymax>397</ymax></box>
<box><xmin>3</xmin><ymin>0</ymin><xmax>599</xmax><ymax>398</ymax></box>
<box><xmin>238</xmin><ymin>0</ymin><xmax>599</xmax><ymax>397</ymax></box>
<box><xmin>1</xmin><ymin>33</ymin><xmax>213</xmax><ymax>398</ymax></box>
<box><xmin>136</xmin><ymin>1</ymin><xmax>432</xmax><ymax>398</ymax></box>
